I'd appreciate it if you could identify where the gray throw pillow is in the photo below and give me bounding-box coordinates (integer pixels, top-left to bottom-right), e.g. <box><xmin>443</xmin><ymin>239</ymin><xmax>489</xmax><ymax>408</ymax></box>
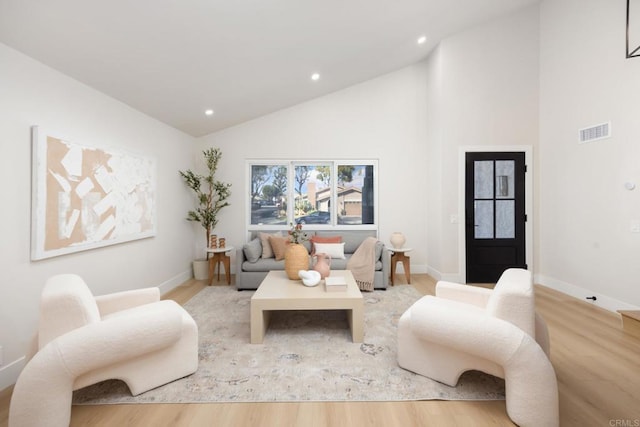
<box><xmin>243</xmin><ymin>238</ymin><xmax>262</xmax><ymax>263</ymax></box>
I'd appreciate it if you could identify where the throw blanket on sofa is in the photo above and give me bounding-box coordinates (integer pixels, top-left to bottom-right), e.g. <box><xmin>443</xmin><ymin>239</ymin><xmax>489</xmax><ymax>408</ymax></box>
<box><xmin>347</xmin><ymin>237</ymin><xmax>377</xmax><ymax>292</ymax></box>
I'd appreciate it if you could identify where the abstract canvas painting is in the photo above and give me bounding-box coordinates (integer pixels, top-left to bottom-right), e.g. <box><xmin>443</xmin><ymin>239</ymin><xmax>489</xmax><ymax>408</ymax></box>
<box><xmin>31</xmin><ymin>126</ymin><xmax>157</xmax><ymax>260</ymax></box>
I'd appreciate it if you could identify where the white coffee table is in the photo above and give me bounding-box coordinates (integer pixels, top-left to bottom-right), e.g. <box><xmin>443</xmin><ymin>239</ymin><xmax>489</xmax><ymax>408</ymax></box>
<box><xmin>250</xmin><ymin>270</ymin><xmax>364</xmax><ymax>344</ymax></box>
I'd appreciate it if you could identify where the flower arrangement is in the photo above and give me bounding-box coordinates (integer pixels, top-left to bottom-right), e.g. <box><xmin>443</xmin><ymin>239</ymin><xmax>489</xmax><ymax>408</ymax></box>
<box><xmin>288</xmin><ymin>222</ymin><xmax>308</xmax><ymax>244</ymax></box>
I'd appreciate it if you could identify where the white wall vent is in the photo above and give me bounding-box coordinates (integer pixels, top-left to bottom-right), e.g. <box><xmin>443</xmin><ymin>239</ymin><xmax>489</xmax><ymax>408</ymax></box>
<box><xmin>579</xmin><ymin>122</ymin><xmax>611</xmax><ymax>144</ymax></box>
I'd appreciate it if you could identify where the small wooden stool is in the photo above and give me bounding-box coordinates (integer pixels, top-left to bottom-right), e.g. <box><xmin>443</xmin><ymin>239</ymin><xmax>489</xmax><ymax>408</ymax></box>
<box><xmin>206</xmin><ymin>247</ymin><xmax>234</xmax><ymax>285</ymax></box>
<box><xmin>389</xmin><ymin>248</ymin><xmax>412</xmax><ymax>285</ymax></box>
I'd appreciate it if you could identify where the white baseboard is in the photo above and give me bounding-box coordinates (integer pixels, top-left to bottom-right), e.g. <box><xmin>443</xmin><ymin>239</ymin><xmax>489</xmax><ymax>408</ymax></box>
<box><xmin>535</xmin><ymin>274</ymin><xmax>640</xmax><ymax>313</ymax></box>
<box><xmin>425</xmin><ymin>266</ymin><xmax>461</xmax><ymax>283</ymax></box>
<box><xmin>0</xmin><ymin>356</ymin><xmax>25</xmax><ymax>392</ymax></box>
<box><xmin>421</xmin><ymin>269</ymin><xmax>640</xmax><ymax>314</ymax></box>
<box><xmin>394</xmin><ymin>263</ymin><xmax>428</xmax><ymax>275</ymax></box>
<box><xmin>158</xmin><ymin>269</ymin><xmax>193</xmax><ymax>295</ymax></box>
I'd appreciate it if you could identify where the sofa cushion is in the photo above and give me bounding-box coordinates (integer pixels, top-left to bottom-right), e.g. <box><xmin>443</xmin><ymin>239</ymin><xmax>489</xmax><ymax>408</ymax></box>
<box><xmin>243</xmin><ymin>255</ymin><xmax>380</xmax><ymax>272</ymax></box>
<box><xmin>259</xmin><ymin>231</ymin><xmax>282</xmax><ymax>258</ymax></box>
<box><xmin>242</xmin><ymin>258</ymin><xmax>283</xmax><ymax>272</ymax></box>
<box><xmin>313</xmin><ymin>242</ymin><xmax>346</xmax><ymax>259</ymax></box>
<box><xmin>310</xmin><ymin>235</ymin><xmax>342</xmax><ymax>255</ymax></box>
<box><xmin>269</xmin><ymin>235</ymin><xmax>290</xmax><ymax>261</ymax></box>
<box><xmin>316</xmin><ymin>230</ymin><xmax>377</xmax><ymax>253</ymax></box>
<box><xmin>242</xmin><ymin>238</ymin><xmax>262</xmax><ymax>263</ymax></box>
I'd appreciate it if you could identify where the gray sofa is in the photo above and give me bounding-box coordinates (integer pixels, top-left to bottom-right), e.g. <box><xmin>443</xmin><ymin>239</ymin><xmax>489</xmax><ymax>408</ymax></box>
<box><xmin>236</xmin><ymin>230</ymin><xmax>390</xmax><ymax>290</ymax></box>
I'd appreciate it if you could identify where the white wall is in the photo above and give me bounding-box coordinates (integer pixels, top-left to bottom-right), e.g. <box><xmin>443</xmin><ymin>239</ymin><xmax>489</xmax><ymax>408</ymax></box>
<box><xmin>538</xmin><ymin>0</ymin><xmax>640</xmax><ymax>309</ymax></box>
<box><xmin>197</xmin><ymin>64</ymin><xmax>429</xmax><ymax>270</ymax></box>
<box><xmin>198</xmin><ymin>5</ymin><xmax>540</xmax><ymax>284</ymax></box>
<box><xmin>425</xmin><ymin>5</ymin><xmax>540</xmax><ymax>279</ymax></box>
<box><xmin>198</xmin><ymin>4</ymin><xmax>544</xmax><ymax>286</ymax></box>
<box><xmin>0</xmin><ymin>43</ymin><xmax>196</xmax><ymax>389</ymax></box>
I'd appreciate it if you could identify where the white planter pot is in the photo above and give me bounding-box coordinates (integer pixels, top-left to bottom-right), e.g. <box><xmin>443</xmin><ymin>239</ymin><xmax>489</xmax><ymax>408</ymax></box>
<box><xmin>192</xmin><ymin>259</ymin><xmax>209</xmax><ymax>281</ymax></box>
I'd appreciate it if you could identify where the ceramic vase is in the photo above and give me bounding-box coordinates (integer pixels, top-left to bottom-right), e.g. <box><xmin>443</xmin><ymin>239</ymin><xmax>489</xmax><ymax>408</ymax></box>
<box><xmin>284</xmin><ymin>243</ymin><xmax>310</xmax><ymax>280</ymax></box>
<box><xmin>390</xmin><ymin>232</ymin><xmax>406</xmax><ymax>249</ymax></box>
<box><xmin>313</xmin><ymin>253</ymin><xmax>332</xmax><ymax>279</ymax></box>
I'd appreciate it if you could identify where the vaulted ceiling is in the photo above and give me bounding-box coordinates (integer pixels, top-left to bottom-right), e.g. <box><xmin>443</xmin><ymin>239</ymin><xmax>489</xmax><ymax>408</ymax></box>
<box><xmin>0</xmin><ymin>0</ymin><xmax>538</xmax><ymax>137</ymax></box>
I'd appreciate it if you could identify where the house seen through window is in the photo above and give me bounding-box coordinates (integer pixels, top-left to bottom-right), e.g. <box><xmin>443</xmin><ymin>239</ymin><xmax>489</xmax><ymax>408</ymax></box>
<box><xmin>248</xmin><ymin>161</ymin><xmax>376</xmax><ymax>228</ymax></box>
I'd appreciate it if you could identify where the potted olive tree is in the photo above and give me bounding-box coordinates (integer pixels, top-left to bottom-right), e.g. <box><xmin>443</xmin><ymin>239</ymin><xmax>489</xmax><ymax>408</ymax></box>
<box><xmin>180</xmin><ymin>147</ymin><xmax>232</xmax><ymax>280</ymax></box>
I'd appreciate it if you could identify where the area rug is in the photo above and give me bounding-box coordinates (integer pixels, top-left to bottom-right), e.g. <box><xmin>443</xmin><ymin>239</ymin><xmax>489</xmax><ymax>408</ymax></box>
<box><xmin>73</xmin><ymin>285</ymin><xmax>505</xmax><ymax>404</ymax></box>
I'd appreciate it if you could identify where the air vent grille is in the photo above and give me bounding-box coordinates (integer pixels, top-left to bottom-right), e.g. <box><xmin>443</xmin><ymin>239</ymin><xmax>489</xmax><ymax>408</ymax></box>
<box><xmin>579</xmin><ymin>122</ymin><xmax>611</xmax><ymax>143</ymax></box>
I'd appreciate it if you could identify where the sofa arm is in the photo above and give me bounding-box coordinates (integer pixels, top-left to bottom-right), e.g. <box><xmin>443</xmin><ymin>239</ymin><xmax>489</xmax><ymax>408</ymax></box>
<box><xmin>435</xmin><ymin>281</ymin><xmax>493</xmax><ymax>308</ymax></box>
<box><xmin>236</xmin><ymin>248</ymin><xmax>246</xmax><ymax>277</ymax></box>
<box><xmin>95</xmin><ymin>287</ymin><xmax>160</xmax><ymax>316</ymax></box>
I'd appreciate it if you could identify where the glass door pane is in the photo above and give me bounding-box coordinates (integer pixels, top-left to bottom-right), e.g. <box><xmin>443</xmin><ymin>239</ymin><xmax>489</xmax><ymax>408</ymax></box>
<box><xmin>474</xmin><ymin>161</ymin><xmax>494</xmax><ymax>199</ymax></box>
<box><xmin>495</xmin><ymin>160</ymin><xmax>514</xmax><ymax>199</ymax></box>
<box><xmin>474</xmin><ymin>200</ymin><xmax>494</xmax><ymax>239</ymax></box>
<box><xmin>496</xmin><ymin>200</ymin><xmax>515</xmax><ymax>238</ymax></box>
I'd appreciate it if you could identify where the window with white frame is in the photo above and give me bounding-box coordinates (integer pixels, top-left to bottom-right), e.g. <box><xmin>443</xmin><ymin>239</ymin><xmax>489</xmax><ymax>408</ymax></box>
<box><xmin>247</xmin><ymin>160</ymin><xmax>377</xmax><ymax>229</ymax></box>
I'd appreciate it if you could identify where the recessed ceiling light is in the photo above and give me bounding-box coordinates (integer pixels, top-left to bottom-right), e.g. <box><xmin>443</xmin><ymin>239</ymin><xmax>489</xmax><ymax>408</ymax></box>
<box><xmin>205</xmin><ymin>109</ymin><xmax>214</xmax><ymax>116</ymax></box>
<box><xmin>417</xmin><ymin>35</ymin><xmax>427</xmax><ymax>45</ymax></box>
<box><xmin>311</xmin><ymin>73</ymin><xmax>320</xmax><ymax>81</ymax></box>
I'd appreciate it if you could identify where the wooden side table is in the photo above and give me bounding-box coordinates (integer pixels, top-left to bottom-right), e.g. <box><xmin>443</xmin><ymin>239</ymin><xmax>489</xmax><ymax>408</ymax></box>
<box><xmin>388</xmin><ymin>248</ymin><xmax>412</xmax><ymax>285</ymax></box>
<box><xmin>206</xmin><ymin>247</ymin><xmax>234</xmax><ymax>285</ymax></box>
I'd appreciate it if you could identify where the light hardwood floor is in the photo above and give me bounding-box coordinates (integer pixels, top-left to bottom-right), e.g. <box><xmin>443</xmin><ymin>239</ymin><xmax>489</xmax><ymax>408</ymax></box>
<box><xmin>1</xmin><ymin>274</ymin><xmax>639</xmax><ymax>427</ymax></box>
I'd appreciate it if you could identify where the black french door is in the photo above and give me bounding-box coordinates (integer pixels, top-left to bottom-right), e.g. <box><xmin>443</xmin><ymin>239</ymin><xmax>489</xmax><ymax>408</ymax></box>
<box><xmin>465</xmin><ymin>152</ymin><xmax>526</xmax><ymax>283</ymax></box>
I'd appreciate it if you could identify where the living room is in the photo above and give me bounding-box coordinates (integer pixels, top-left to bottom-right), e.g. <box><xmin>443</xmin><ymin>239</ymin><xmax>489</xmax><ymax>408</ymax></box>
<box><xmin>1</xmin><ymin>0</ymin><xmax>639</xmax><ymax>425</ymax></box>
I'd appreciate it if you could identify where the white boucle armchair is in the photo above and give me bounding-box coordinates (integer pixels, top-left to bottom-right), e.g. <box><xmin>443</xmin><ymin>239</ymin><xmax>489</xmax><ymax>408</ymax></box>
<box><xmin>9</xmin><ymin>274</ymin><xmax>199</xmax><ymax>427</ymax></box>
<box><xmin>397</xmin><ymin>268</ymin><xmax>558</xmax><ymax>427</ymax></box>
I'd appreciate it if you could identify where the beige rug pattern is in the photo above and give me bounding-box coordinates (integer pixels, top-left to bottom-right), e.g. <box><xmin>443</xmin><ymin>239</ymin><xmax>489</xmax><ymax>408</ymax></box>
<box><xmin>73</xmin><ymin>285</ymin><xmax>505</xmax><ymax>404</ymax></box>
